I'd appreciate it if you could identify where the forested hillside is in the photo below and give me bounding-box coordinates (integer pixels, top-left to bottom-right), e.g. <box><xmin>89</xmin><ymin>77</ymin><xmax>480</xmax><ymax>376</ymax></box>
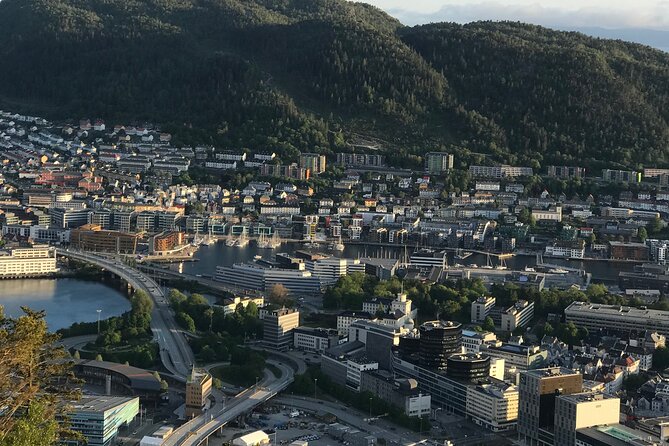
<box><xmin>0</xmin><ymin>0</ymin><xmax>668</xmax><ymax>167</ymax></box>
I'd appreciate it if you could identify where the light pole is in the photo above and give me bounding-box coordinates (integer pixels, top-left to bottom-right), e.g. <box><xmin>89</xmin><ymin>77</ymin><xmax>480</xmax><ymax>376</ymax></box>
<box><xmin>369</xmin><ymin>397</ymin><xmax>373</xmax><ymax>419</ymax></box>
<box><xmin>255</xmin><ymin>376</ymin><xmax>259</xmax><ymax>389</ymax></box>
<box><xmin>96</xmin><ymin>309</ymin><xmax>102</xmax><ymax>334</ymax></box>
<box><xmin>314</xmin><ymin>378</ymin><xmax>318</xmax><ymax>400</ymax></box>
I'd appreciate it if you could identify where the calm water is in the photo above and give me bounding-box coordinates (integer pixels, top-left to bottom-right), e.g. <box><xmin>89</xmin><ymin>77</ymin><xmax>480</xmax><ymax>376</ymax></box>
<box><xmin>0</xmin><ymin>278</ymin><xmax>131</xmax><ymax>330</ymax></box>
<box><xmin>175</xmin><ymin>242</ymin><xmax>634</xmax><ymax>283</ymax></box>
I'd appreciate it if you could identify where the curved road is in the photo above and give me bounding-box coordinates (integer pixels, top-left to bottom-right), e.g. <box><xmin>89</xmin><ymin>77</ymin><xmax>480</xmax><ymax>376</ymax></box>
<box><xmin>163</xmin><ymin>360</ymin><xmax>294</xmax><ymax>446</ymax></box>
<box><xmin>57</xmin><ymin>249</ymin><xmax>195</xmax><ymax>380</ymax></box>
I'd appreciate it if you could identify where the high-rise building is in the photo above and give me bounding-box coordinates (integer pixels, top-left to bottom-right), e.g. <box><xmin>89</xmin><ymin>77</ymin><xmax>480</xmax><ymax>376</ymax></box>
<box><xmin>424</xmin><ymin>152</ymin><xmax>454</xmax><ymax>173</ymax></box>
<box><xmin>263</xmin><ymin>308</ymin><xmax>300</xmax><ymax>351</ymax></box>
<box><xmin>299</xmin><ymin>153</ymin><xmax>327</xmax><ymax>175</ymax></box>
<box><xmin>185</xmin><ymin>368</ymin><xmax>212</xmax><ymax>418</ymax></box>
<box><xmin>517</xmin><ymin>367</ymin><xmax>583</xmax><ymax>446</ymax></box>
<box><xmin>553</xmin><ymin>392</ymin><xmax>620</xmax><ymax>446</ymax></box>
<box><xmin>66</xmin><ymin>396</ymin><xmax>139</xmax><ymax>446</ymax></box>
<box><xmin>446</xmin><ymin>353</ymin><xmax>491</xmax><ymax>381</ymax></box>
<box><xmin>419</xmin><ymin>320</ymin><xmax>462</xmax><ymax>370</ymax></box>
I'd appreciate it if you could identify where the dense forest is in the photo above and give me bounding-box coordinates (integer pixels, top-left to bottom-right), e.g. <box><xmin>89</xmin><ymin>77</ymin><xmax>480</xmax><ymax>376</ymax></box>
<box><xmin>0</xmin><ymin>0</ymin><xmax>668</xmax><ymax>166</ymax></box>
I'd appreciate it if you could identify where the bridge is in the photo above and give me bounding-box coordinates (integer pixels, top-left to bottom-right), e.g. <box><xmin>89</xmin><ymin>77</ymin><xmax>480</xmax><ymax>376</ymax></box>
<box><xmin>56</xmin><ymin>249</ymin><xmax>195</xmax><ymax>380</ymax></box>
<box><xmin>164</xmin><ymin>360</ymin><xmax>294</xmax><ymax>446</ymax></box>
<box><xmin>137</xmin><ymin>263</ymin><xmax>263</xmax><ymax>297</ymax></box>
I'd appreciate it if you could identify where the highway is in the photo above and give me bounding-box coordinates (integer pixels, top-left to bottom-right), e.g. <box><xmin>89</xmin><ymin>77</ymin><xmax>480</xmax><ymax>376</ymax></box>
<box><xmin>57</xmin><ymin>249</ymin><xmax>195</xmax><ymax>380</ymax></box>
<box><xmin>163</xmin><ymin>360</ymin><xmax>295</xmax><ymax>446</ymax></box>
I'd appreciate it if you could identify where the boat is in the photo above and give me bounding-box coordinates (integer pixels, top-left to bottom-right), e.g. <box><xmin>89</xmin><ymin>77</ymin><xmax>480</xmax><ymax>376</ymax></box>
<box><xmin>524</xmin><ymin>266</ymin><xmax>536</xmax><ymax>272</ymax></box>
<box><xmin>258</xmin><ymin>232</ymin><xmax>282</xmax><ymax>249</ymax></box>
<box><xmin>225</xmin><ymin>237</ymin><xmax>236</xmax><ymax>247</ymax></box>
<box><xmin>548</xmin><ymin>268</ymin><xmax>569</xmax><ymax>274</ymax></box>
<box><xmin>235</xmin><ymin>232</ymin><xmax>249</xmax><ymax>248</ymax></box>
<box><xmin>332</xmin><ymin>236</ymin><xmax>345</xmax><ymax>252</ymax></box>
<box><xmin>253</xmin><ymin>255</ymin><xmax>262</xmax><ymax>260</ymax></box>
<box><xmin>495</xmin><ymin>257</ymin><xmax>508</xmax><ymax>270</ymax></box>
<box><xmin>201</xmin><ymin>235</ymin><xmax>214</xmax><ymax>246</ymax></box>
<box><xmin>455</xmin><ymin>248</ymin><xmax>473</xmax><ymax>260</ymax></box>
<box><xmin>469</xmin><ymin>264</ymin><xmax>479</xmax><ymax>268</ymax></box>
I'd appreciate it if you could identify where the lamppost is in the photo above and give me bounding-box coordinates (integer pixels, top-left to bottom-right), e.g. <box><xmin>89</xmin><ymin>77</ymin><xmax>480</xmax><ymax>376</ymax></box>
<box><xmin>96</xmin><ymin>309</ymin><xmax>102</xmax><ymax>334</ymax></box>
<box><xmin>369</xmin><ymin>397</ymin><xmax>373</xmax><ymax>419</ymax></box>
<box><xmin>255</xmin><ymin>376</ymin><xmax>259</xmax><ymax>389</ymax></box>
<box><xmin>314</xmin><ymin>378</ymin><xmax>318</xmax><ymax>400</ymax></box>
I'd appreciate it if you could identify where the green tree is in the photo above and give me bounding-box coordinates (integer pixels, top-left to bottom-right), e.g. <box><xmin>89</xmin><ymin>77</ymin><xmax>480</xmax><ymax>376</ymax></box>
<box><xmin>638</xmin><ymin>226</ymin><xmax>648</xmax><ymax>242</ymax></box>
<box><xmin>176</xmin><ymin>312</ymin><xmax>196</xmax><ymax>332</ymax></box>
<box><xmin>0</xmin><ymin>307</ymin><xmax>80</xmax><ymax>442</ymax></box>
<box><xmin>0</xmin><ymin>401</ymin><xmax>60</xmax><ymax>446</ymax></box>
<box><xmin>654</xmin><ymin>346</ymin><xmax>669</xmax><ymax>371</ymax></box>
<box><xmin>482</xmin><ymin>316</ymin><xmax>496</xmax><ymax>332</ymax></box>
<box><xmin>268</xmin><ymin>284</ymin><xmax>292</xmax><ymax>307</ymax></box>
<box><xmin>131</xmin><ymin>290</ymin><xmax>153</xmax><ymax>315</ymax></box>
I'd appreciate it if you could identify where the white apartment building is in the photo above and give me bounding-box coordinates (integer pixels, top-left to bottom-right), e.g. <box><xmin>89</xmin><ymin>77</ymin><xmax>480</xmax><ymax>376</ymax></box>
<box><xmin>500</xmin><ymin>300</ymin><xmax>535</xmax><ymax>332</ymax></box>
<box><xmin>532</xmin><ymin>206</ymin><xmax>562</xmax><ymax>222</ymax></box>
<box><xmin>462</xmin><ymin>329</ymin><xmax>497</xmax><ymax>353</ymax></box>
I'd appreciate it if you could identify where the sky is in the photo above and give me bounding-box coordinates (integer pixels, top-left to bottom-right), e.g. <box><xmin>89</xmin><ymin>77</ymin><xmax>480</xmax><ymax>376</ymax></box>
<box><xmin>354</xmin><ymin>0</ymin><xmax>669</xmax><ymax>51</ymax></box>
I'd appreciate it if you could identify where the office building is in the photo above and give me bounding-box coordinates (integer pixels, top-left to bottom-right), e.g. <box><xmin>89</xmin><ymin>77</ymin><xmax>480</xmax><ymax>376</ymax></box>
<box><xmin>263</xmin><ymin>308</ymin><xmax>300</xmax><ymax>351</ymax></box>
<box><xmin>299</xmin><ymin>153</ymin><xmax>327</xmax><ymax>174</ymax></box>
<box><xmin>50</xmin><ymin>207</ymin><xmax>90</xmax><ymax>229</ymax></box>
<box><xmin>360</xmin><ymin>371</ymin><xmax>431</xmax><ymax>417</ymax></box>
<box><xmin>70</xmin><ymin>224</ymin><xmax>139</xmax><ymax>254</ymax></box>
<box><xmin>409</xmin><ymin>249</ymin><xmax>448</xmax><ymax>270</ymax></box>
<box><xmin>419</xmin><ymin>320</ymin><xmax>462</xmax><ymax>370</ymax></box>
<box><xmin>66</xmin><ymin>396</ymin><xmax>139</xmax><ymax>446</ymax></box>
<box><xmin>112</xmin><ymin>211</ymin><xmax>133</xmax><ymax>232</ymax></box>
<box><xmin>185</xmin><ymin>368</ymin><xmax>212</xmax><ymax>418</ymax></box>
<box><xmin>517</xmin><ymin>367</ymin><xmax>583</xmax><ymax>446</ymax></box>
<box><xmin>348</xmin><ymin>320</ymin><xmax>404</xmax><ymax>370</ymax></box>
<box><xmin>609</xmin><ymin>241</ymin><xmax>649</xmax><ymax>261</ymax></box>
<box><xmin>466</xmin><ymin>380</ymin><xmax>519</xmax><ymax>432</ymax></box>
<box><xmin>553</xmin><ymin>392</ymin><xmax>620</xmax><ymax>446</ymax></box>
<box><xmin>321</xmin><ymin>342</ymin><xmax>378</xmax><ymax>392</ymax></box>
<box><xmin>293</xmin><ymin>327</ymin><xmax>340</xmax><ymax>353</ymax></box>
<box><xmin>215</xmin><ymin>262</ymin><xmax>323</xmax><ymax>295</ymax></box>
<box><xmin>462</xmin><ymin>329</ymin><xmax>497</xmax><ymax>353</ymax></box>
<box><xmin>471</xmin><ymin>296</ymin><xmax>496</xmax><ymax>323</ymax></box>
<box><xmin>0</xmin><ymin>246</ymin><xmax>58</xmax><ymax>278</ymax></box>
<box><xmin>480</xmin><ymin>342</ymin><xmax>547</xmax><ymax>377</ymax></box>
<box><xmin>576</xmin><ymin>424</ymin><xmax>664</xmax><ymax>446</ymax></box>
<box><xmin>447</xmin><ymin>353</ymin><xmax>491</xmax><ymax>381</ymax></box>
<box><xmin>424</xmin><ymin>152</ymin><xmax>454</xmax><ymax>173</ymax></box>
<box><xmin>565</xmin><ymin>301</ymin><xmax>669</xmax><ymax>337</ymax></box>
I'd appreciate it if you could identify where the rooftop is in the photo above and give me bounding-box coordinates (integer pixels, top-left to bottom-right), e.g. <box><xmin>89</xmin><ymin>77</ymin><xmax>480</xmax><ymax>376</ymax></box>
<box><xmin>524</xmin><ymin>367</ymin><xmax>581</xmax><ymax>378</ymax></box>
<box><xmin>69</xmin><ymin>396</ymin><xmax>136</xmax><ymax>414</ymax></box>
<box><xmin>566</xmin><ymin>301</ymin><xmax>669</xmax><ymax>320</ymax></box>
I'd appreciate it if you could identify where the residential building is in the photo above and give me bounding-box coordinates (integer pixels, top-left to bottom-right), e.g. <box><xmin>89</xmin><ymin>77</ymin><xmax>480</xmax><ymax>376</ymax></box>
<box><xmin>609</xmin><ymin>241</ymin><xmax>649</xmax><ymax>261</ymax></box>
<box><xmin>517</xmin><ymin>367</ymin><xmax>583</xmax><ymax>446</ymax></box>
<box><xmin>263</xmin><ymin>308</ymin><xmax>300</xmax><ymax>351</ymax></box>
<box><xmin>218</xmin><ymin>295</ymin><xmax>264</xmax><ymax>315</ymax></box>
<box><xmin>547</xmin><ymin>166</ymin><xmax>586</xmax><ymax>179</ymax></box>
<box><xmin>424</xmin><ymin>152</ymin><xmax>454</xmax><ymax>173</ymax></box>
<box><xmin>500</xmin><ymin>300</ymin><xmax>535</xmax><ymax>332</ymax></box>
<box><xmin>545</xmin><ymin>240</ymin><xmax>586</xmax><ymax>259</ymax></box>
<box><xmin>299</xmin><ymin>153</ymin><xmax>327</xmax><ymax>174</ymax></box>
<box><xmin>66</xmin><ymin>396</ymin><xmax>139</xmax><ymax>446</ymax></box>
<box><xmin>471</xmin><ymin>296</ymin><xmax>496</xmax><ymax>323</ymax></box>
<box><xmin>149</xmin><ymin>231</ymin><xmax>184</xmax><ymax>254</ymax></box>
<box><xmin>602</xmin><ymin>169</ymin><xmax>641</xmax><ymax>183</ymax></box>
<box><xmin>185</xmin><ymin>369</ymin><xmax>212</xmax><ymax>418</ymax></box>
<box><xmin>260</xmin><ymin>163</ymin><xmax>310</xmax><ymax>180</ymax></box>
<box><xmin>336</xmin><ymin>153</ymin><xmax>385</xmax><ymax>167</ymax></box>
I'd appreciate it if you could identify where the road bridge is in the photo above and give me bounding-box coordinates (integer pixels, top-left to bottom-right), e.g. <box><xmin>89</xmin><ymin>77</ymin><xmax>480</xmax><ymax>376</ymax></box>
<box><xmin>56</xmin><ymin>249</ymin><xmax>195</xmax><ymax>380</ymax></box>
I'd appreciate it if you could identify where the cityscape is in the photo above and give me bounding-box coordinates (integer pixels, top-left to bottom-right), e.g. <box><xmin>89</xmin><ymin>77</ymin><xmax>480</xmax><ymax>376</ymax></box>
<box><xmin>2</xmin><ymin>1</ymin><xmax>669</xmax><ymax>446</ymax></box>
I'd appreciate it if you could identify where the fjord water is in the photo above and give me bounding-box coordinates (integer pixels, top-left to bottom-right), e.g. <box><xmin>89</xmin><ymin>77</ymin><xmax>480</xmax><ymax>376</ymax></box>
<box><xmin>0</xmin><ymin>278</ymin><xmax>131</xmax><ymax>330</ymax></box>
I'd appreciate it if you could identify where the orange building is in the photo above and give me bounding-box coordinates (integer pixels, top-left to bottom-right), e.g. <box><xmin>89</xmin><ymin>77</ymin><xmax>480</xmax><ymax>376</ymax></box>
<box><xmin>70</xmin><ymin>224</ymin><xmax>139</xmax><ymax>254</ymax></box>
<box><xmin>149</xmin><ymin>231</ymin><xmax>185</xmax><ymax>254</ymax></box>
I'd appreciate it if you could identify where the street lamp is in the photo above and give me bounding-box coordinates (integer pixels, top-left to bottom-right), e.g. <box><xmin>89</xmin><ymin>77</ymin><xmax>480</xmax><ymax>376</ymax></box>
<box><xmin>314</xmin><ymin>378</ymin><xmax>318</xmax><ymax>400</ymax></box>
<box><xmin>369</xmin><ymin>397</ymin><xmax>373</xmax><ymax>419</ymax></box>
<box><xmin>96</xmin><ymin>309</ymin><xmax>102</xmax><ymax>334</ymax></box>
<box><xmin>255</xmin><ymin>376</ymin><xmax>259</xmax><ymax>389</ymax></box>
